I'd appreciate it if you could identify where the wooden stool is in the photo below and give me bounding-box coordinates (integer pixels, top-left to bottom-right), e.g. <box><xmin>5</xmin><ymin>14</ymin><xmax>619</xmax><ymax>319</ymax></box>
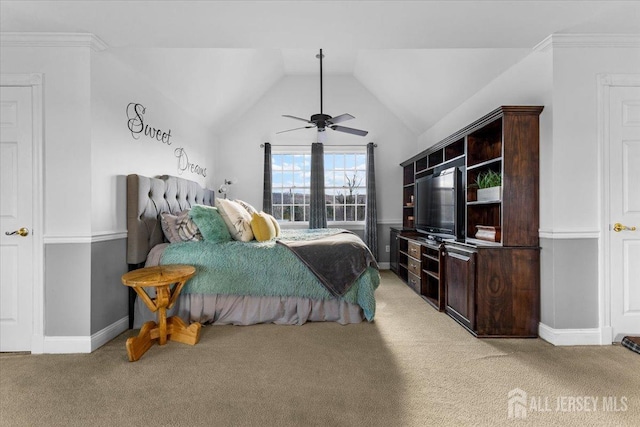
<box><xmin>121</xmin><ymin>264</ymin><xmax>201</xmax><ymax>362</ymax></box>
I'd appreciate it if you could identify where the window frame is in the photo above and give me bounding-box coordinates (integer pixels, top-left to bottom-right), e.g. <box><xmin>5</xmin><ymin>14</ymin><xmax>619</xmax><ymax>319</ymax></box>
<box><xmin>271</xmin><ymin>146</ymin><xmax>367</xmax><ymax>226</ymax></box>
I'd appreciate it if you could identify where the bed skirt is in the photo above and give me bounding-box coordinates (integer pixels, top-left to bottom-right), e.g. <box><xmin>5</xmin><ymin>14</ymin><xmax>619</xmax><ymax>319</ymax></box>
<box><xmin>133</xmin><ymin>294</ymin><xmax>365</xmax><ymax>328</ymax></box>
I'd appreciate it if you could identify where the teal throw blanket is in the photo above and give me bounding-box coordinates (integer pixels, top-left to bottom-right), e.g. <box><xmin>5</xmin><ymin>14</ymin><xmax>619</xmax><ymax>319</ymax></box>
<box><xmin>160</xmin><ymin>229</ymin><xmax>380</xmax><ymax>320</ymax></box>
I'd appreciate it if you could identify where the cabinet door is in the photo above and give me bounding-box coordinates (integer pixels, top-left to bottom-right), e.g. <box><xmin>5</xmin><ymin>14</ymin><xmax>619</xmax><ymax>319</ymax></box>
<box><xmin>445</xmin><ymin>246</ymin><xmax>476</xmax><ymax>331</ymax></box>
<box><xmin>390</xmin><ymin>229</ymin><xmax>399</xmax><ymax>272</ymax></box>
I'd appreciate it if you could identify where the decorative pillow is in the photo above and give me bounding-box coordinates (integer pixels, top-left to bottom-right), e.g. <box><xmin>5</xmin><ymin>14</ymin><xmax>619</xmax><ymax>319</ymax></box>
<box><xmin>215</xmin><ymin>198</ymin><xmax>254</xmax><ymax>242</ymax></box>
<box><xmin>234</xmin><ymin>199</ymin><xmax>258</xmax><ymax>216</ymax></box>
<box><xmin>177</xmin><ymin>211</ymin><xmax>202</xmax><ymax>242</ymax></box>
<box><xmin>160</xmin><ymin>211</ymin><xmax>183</xmax><ymax>243</ymax></box>
<box><xmin>264</xmin><ymin>212</ymin><xmax>281</xmax><ymax>237</ymax></box>
<box><xmin>189</xmin><ymin>205</ymin><xmax>232</xmax><ymax>243</ymax></box>
<box><xmin>251</xmin><ymin>212</ymin><xmax>276</xmax><ymax>242</ymax></box>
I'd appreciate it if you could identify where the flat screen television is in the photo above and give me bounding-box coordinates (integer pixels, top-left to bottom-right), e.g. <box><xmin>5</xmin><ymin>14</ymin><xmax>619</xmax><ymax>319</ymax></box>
<box><xmin>415</xmin><ymin>167</ymin><xmax>462</xmax><ymax>239</ymax></box>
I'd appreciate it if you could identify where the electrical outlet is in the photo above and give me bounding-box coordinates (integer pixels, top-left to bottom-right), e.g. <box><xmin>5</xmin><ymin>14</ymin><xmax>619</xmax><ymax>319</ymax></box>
<box><xmin>385</xmin><ymin>245</ymin><xmax>390</xmax><ymax>253</ymax></box>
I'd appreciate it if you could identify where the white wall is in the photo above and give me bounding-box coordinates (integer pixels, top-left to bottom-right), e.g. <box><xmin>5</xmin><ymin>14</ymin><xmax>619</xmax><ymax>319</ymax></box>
<box><xmin>217</xmin><ymin>74</ymin><xmax>416</xmax><ymax>224</ymax></box>
<box><xmin>417</xmin><ymin>49</ymin><xmax>554</xmax><ymax>230</ymax></box>
<box><xmin>1</xmin><ymin>46</ymin><xmax>93</xmax><ymax>237</ymax></box>
<box><xmin>551</xmin><ymin>44</ymin><xmax>640</xmax><ymax>232</ymax></box>
<box><xmin>91</xmin><ymin>49</ymin><xmax>218</xmax><ymax>234</ymax></box>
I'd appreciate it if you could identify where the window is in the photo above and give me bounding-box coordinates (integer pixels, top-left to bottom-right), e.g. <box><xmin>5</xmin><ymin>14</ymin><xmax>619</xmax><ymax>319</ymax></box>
<box><xmin>271</xmin><ymin>151</ymin><xmax>367</xmax><ymax>223</ymax></box>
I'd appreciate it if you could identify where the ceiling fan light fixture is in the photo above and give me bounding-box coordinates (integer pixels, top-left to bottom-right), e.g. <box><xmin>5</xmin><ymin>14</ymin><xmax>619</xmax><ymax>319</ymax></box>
<box><xmin>278</xmin><ymin>49</ymin><xmax>368</xmax><ymax>137</ymax></box>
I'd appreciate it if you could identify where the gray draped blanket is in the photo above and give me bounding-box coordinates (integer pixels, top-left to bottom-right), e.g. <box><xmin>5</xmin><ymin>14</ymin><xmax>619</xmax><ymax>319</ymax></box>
<box><xmin>277</xmin><ymin>231</ymin><xmax>378</xmax><ymax>297</ymax></box>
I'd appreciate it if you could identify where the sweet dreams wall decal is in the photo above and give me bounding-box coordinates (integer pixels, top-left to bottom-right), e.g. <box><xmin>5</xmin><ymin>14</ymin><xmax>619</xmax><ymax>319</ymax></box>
<box><xmin>126</xmin><ymin>102</ymin><xmax>207</xmax><ymax>177</ymax></box>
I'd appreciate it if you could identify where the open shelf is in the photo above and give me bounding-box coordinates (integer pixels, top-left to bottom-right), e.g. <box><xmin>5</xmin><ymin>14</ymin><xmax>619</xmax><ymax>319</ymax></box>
<box><xmin>466</xmin><ymin>157</ymin><xmax>502</xmax><ymax>171</ymax></box>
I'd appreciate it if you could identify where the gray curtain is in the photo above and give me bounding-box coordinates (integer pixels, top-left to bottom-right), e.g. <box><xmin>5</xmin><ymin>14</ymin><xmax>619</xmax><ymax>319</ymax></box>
<box><xmin>365</xmin><ymin>142</ymin><xmax>378</xmax><ymax>259</ymax></box>
<box><xmin>262</xmin><ymin>143</ymin><xmax>272</xmax><ymax>214</ymax></box>
<box><xmin>309</xmin><ymin>142</ymin><xmax>327</xmax><ymax>229</ymax></box>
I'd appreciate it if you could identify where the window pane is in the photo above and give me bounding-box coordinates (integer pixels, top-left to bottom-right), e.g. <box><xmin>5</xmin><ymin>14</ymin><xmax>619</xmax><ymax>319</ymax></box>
<box><xmin>293</xmin><ymin>154</ymin><xmax>304</xmax><ymax>170</ymax></box>
<box><xmin>335</xmin><ymin>192</ymin><xmax>344</xmax><ymax>204</ymax></box>
<box><xmin>325</xmin><ymin>170</ymin><xmax>333</xmax><ymax>187</ymax></box>
<box><xmin>357</xmin><ymin>206</ymin><xmax>365</xmax><ymax>221</ymax></box>
<box><xmin>326</xmin><ymin>205</ymin><xmax>334</xmax><ymax>221</ymax></box>
<box><xmin>335</xmin><ymin>154</ymin><xmax>344</xmax><ymax>169</ymax></box>
<box><xmin>284</xmin><ymin>172</ymin><xmax>295</xmax><ymax>188</ymax></box>
<box><xmin>282</xmin><ymin>191</ymin><xmax>291</xmax><ymax>204</ymax></box>
<box><xmin>272</xmin><ymin>155</ymin><xmax>283</xmax><ymax>171</ymax></box>
<box><xmin>272</xmin><ymin>192</ymin><xmax>282</xmax><ymax>205</ymax></box>
<box><xmin>296</xmin><ymin>191</ymin><xmax>306</xmax><ymax>205</ymax></box>
<box><xmin>272</xmin><ymin>205</ymin><xmax>283</xmax><ymax>220</ymax></box>
<box><xmin>335</xmin><ymin>205</ymin><xmax>345</xmax><ymax>221</ymax></box>
<box><xmin>325</xmin><ymin>154</ymin><xmax>334</xmax><ymax>170</ymax></box>
<box><xmin>346</xmin><ymin>206</ymin><xmax>355</xmax><ymax>221</ymax></box>
<box><xmin>272</xmin><ymin>171</ymin><xmax>283</xmax><ymax>187</ymax></box>
<box><xmin>345</xmin><ymin>154</ymin><xmax>355</xmax><ymax>169</ymax></box>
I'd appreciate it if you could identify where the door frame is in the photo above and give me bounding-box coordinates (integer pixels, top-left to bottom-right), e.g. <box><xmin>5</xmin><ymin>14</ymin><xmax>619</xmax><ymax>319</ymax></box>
<box><xmin>1</xmin><ymin>73</ymin><xmax>44</xmax><ymax>353</ymax></box>
<box><xmin>598</xmin><ymin>73</ymin><xmax>640</xmax><ymax>344</ymax></box>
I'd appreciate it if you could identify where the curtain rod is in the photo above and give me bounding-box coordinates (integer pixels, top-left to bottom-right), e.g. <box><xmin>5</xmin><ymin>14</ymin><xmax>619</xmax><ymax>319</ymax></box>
<box><xmin>260</xmin><ymin>143</ymin><xmax>376</xmax><ymax>148</ymax></box>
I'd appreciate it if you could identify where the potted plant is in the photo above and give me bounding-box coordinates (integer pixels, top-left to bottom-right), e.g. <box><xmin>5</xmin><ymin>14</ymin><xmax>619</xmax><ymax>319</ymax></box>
<box><xmin>473</xmin><ymin>170</ymin><xmax>502</xmax><ymax>202</ymax></box>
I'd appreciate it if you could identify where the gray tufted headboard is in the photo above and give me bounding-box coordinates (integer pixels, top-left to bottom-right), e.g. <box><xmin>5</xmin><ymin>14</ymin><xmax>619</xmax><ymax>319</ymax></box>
<box><xmin>126</xmin><ymin>174</ymin><xmax>215</xmax><ymax>265</ymax></box>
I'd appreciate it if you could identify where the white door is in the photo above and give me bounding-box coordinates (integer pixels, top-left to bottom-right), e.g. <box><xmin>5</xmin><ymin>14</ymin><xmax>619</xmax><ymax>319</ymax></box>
<box><xmin>609</xmin><ymin>85</ymin><xmax>640</xmax><ymax>341</ymax></box>
<box><xmin>0</xmin><ymin>86</ymin><xmax>34</xmax><ymax>352</ymax></box>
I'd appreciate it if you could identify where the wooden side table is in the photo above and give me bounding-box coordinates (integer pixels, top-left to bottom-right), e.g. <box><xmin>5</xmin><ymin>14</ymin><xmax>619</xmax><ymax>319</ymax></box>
<box><xmin>121</xmin><ymin>264</ymin><xmax>201</xmax><ymax>362</ymax></box>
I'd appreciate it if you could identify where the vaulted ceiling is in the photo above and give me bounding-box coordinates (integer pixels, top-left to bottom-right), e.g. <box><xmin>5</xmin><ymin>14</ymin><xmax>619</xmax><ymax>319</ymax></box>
<box><xmin>2</xmin><ymin>1</ymin><xmax>639</xmax><ymax>135</ymax></box>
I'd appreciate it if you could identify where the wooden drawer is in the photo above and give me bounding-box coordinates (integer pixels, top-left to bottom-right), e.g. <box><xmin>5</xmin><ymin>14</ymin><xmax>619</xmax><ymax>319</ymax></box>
<box><xmin>408</xmin><ymin>241</ymin><xmax>422</xmax><ymax>259</ymax></box>
<box><xmin>408</xmin><ymin>272</ymin><xmax>421</xmax><ymax>294</ymax></box>
<box><xmin>407</xmin><ymin>257</ymin><xmax>421</xmax><ymax>276</ymax></box>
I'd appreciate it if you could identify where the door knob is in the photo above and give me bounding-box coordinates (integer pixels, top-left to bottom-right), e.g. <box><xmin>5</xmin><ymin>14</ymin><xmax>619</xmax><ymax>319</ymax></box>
<box><xmin>5</xmin><ymin>227</ymin><xmax>29</xmax><ymax>237</ymax></box>
<box><xmin>613</xmin><ymin>223</ymin><xmax>637</xmax><ymax>232</ymax></box>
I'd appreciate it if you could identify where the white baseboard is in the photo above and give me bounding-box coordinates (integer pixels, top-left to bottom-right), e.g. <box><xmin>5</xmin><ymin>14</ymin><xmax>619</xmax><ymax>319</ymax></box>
<box><xmin>42</xmin><ymin>316</ymin><xmax>129</xmax><ymax>354</ymax></box>
<box><xmin>43</xmin><ymin>336</ymin><xmax>92</xmax><ymax>353</ymax></box>
<box><xmin>538</xmin><ymin>323</ymin><xmax>607</xmax><ymax>346</ymax></box>
<box><xmin>91</xmin><ymin>316</ymin><xmax>129</xmax><ymax>351</ymax></box>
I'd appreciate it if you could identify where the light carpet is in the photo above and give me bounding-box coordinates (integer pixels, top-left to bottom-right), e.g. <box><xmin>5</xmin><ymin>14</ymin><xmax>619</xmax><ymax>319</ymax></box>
<box><xmin>1</xmin><ymin>271</ymin><xmax>638</xmax><ymax>426</ymax></box>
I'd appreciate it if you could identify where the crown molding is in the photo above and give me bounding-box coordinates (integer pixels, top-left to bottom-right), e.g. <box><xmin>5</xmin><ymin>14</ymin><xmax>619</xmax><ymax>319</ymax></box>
<box><xmin>534</xmin><ymin>33</ymin><xmax>640</xmax><ymax>52</ymax></box>
<box><xmin>0</xmin><ymin>32</ymin><xmax>108</xmax><ymax>51</ymax></box>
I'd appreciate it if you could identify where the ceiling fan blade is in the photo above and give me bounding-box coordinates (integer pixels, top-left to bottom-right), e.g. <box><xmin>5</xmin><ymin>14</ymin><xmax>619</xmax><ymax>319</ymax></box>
<box><xmin>283</xmin><ymin>114</ymin><xmax>312</xmax><ymax>123</ymax></box>
<box><xmin>330</xmin><ymin>125</ymin><xmax>368</xmax><ymax>137</ymax></box>
<box><xmin>326</xmin><ymin>113</ymin><xmax>354</xmax><ymax>125</ymax></box>
<box><xmin>276</xmin><ymin>125</ymin><xmax>315</xmax><ymax>134</ymax></box>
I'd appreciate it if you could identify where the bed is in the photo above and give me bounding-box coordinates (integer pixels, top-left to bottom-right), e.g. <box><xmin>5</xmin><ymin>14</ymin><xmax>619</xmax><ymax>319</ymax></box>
<box><xmin>126</xmin><ymin>174</ymin><xmax>380</xmax><ymax>328</ymax></box>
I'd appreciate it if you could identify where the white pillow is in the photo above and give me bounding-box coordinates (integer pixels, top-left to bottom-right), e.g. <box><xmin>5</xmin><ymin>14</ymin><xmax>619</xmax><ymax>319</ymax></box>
<box><xmin>234</xmin><ymin>199</ymin><xmax>258</xmax><ymax>216</ymax></box>
<box><xmin>215</xmin><ymin>198</ymin><xmax>254</xmax><ymax>242</ymax></box>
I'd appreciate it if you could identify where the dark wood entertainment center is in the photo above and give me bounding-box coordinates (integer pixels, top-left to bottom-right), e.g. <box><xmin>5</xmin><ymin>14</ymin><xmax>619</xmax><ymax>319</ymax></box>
<box><xmin>391</xmin><ymin>106</ymin><xmax>543</xmax><ymax>337</ymax></box>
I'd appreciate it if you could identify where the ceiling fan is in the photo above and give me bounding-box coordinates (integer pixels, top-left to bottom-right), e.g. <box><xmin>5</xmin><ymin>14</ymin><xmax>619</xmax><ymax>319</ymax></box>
<box><xmin>277</xmin><ymin>49</ymin><xmax>368</xmax><ymax>137</ymax></box>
